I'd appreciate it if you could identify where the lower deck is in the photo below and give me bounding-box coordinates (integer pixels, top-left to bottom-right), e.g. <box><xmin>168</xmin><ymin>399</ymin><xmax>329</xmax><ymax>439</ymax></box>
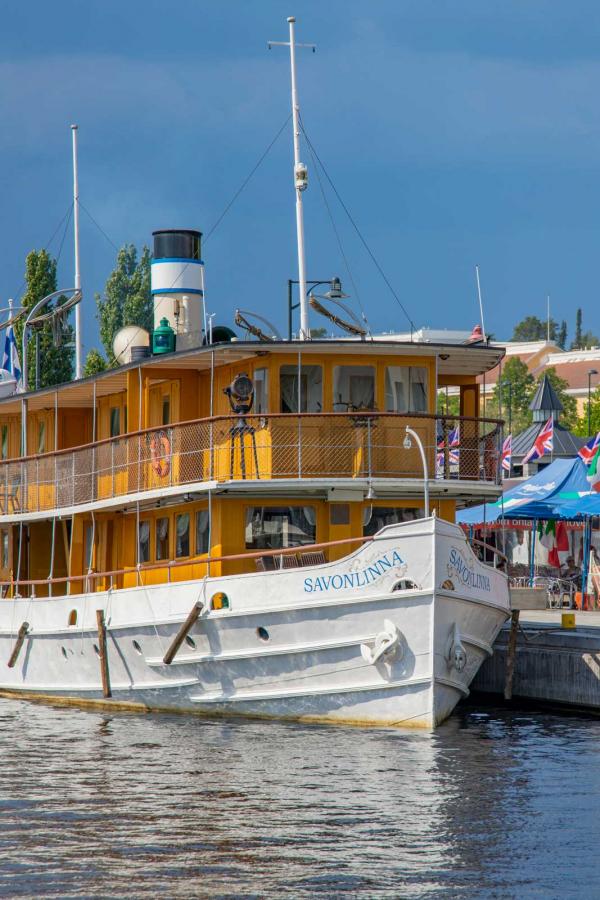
<box><xmin>0</xmin><ymin>493</ymin><xmax>458</xmax><ymax>597</ymax></box>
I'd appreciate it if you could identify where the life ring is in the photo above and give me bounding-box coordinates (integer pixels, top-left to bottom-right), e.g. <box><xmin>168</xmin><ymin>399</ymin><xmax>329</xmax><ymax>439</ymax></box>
<box><xmin>150</xmin><ymin>431</ymin><xmax>171</xmax><ymax>477</ymax></box>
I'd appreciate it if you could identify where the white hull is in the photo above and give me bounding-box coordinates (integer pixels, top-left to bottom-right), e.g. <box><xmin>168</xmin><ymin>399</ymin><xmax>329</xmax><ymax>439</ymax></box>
<box><xmin>0</xmin><ymin>518</ymin><xmax>509</xmax><ymax>728</ymax></box>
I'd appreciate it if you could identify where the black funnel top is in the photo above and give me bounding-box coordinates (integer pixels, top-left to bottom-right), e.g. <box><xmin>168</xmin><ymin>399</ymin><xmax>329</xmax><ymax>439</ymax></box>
<box><xmin>153</xmin><ymin>229</ymin><xmax>202</xmax><ymax>261</ymax></box>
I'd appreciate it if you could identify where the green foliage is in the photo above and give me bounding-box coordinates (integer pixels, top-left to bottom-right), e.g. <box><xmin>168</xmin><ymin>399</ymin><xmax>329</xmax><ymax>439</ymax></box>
<box><xmin>557</xmin><ymin>320</ymin><xmax>567</xmax><ymax>350</ymax></box>
<box><xmin>511</xmin><ymin>316</ymin><xmax>557</xmax><ymax>342</ymax></box>
<box><xmin>96</xmin><ymin>244</ymin><xmax>153</xmax><ymax>361</ymax></box>
<box><xmin>436</xmin><ymin>390</ymin><xmax>460</xmax><ymax>416</ymax></box>
<box><xmin>579</xmin><ymin>330</ymin><xmax>600</xmax><ymax>349</ymax></box>
<box><xmin>492</xmin><ymin>357</ymin><xmax>535</xmax><ymax>433</ymax></box>
<box><xmin>573</xmin><ymin>386</ymin><xmax>600</xmax><ymax>437</ymax></box>
<box><xmin>572</xmin><ymin>308</ymin><xmax>583</xmax><ymax>349</ymax></box>
<box><xmin>83</xmin><ymin>348</ymin><xmax>108</xmax><ymax>377</ymax></box>
<box><xmin>15</xmin><ymin>249</ymin><xmax>74</xmax><ymax>389</ymax></box>
<box><xmin>310</xmin><ymin>327</ymin><xmax>328</xmax><ymax>338</ymax></box>
<box><xmin>539</xmin><ymin>366</ymin><xmax>578</xmax><ymax>430</ymax></box>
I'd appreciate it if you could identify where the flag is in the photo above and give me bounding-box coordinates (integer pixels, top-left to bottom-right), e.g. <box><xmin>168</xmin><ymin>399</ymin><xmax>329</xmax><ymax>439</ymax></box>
<box><xmin>579</xmin><ymin>432</ymin><xmax>600</xmax><ymax>466</ymax></box>
<box><xmin>523</xmin><ymin>417</ymin><xmax>553</xmax><ymax>464</ymax></box>
<box><xmin>587</xmin><ymin>445</ymin><xmax>600</xmax><ymax>493</ymax></box>
<box><xmin>538</xmin><ymin>519</ymin><xmax>570</xmax><ymax>568</ymax></box>
<box><xmin>501</xmin><ymin>433</ymin><xmax>512</xmax><ymax>474</ymax></box>
<box><xmin>2</xmin><ymin>324</ymin><xmax>21</xmax><ymax>389</ymax></box>
<box><xmin>436</xmin><ymin>425</ymin><xmax>459</xmax><ymax>472</ymax></box>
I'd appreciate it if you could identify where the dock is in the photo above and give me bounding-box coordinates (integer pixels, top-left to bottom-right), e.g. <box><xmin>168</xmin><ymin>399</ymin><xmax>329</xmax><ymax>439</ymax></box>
<box><xmin>473</xmin><ymin>611</ymin><xmax>600</xmax><ymax>712</ymax></box>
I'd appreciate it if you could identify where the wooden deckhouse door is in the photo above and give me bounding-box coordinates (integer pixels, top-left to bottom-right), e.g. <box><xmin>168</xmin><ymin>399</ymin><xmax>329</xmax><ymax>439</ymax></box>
<box><xmin>147</xmin><ymin>380</ymin><xmax>180</xmax><ymax>490</ymax></box>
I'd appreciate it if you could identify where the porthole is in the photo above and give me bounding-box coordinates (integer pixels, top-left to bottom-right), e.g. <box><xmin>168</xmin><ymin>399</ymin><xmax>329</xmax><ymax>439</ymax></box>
<box><xmin>185</xmin><ymin>635</ymin><xmax>196</xmax><ymax>649</ymax></box>
<box><xmin>61</xmin><ymin>646</ymin><xmax>68</xmax><ymax>659</ymax></box>
<box><xmin>393</xmin><ymin>579</ymin><xmax>418</xmax><ymax>592</ymax></box>
<box><xmin>257</xmin><ymin>626</ymin><xmax>269</xmax><ymax>642</ymax></box>
<box><xmin>132</xmin><ymin>640</ymin><xmax>143</xmax><ymax>655</ymax></box>
<box><xmin>93</xmin><ymin>644</ymin><xmax>100</xmax><ymax>656</ymax></box>
<box><xmin>211</xmin><ymin>592</ymin><xmax>230</xmax><ymax>611</ymax></box>
<box><xmin>68</xmin><ymin>610</ymin><xmax>77</xmax><ymax>627</ymax></box>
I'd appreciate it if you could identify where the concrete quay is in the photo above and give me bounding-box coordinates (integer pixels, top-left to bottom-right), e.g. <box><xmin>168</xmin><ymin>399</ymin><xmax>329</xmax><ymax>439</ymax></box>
<box><xmin>472</xmin><ymin>611</ymin><xmax>600</xmax><ymax>712</ymax></box>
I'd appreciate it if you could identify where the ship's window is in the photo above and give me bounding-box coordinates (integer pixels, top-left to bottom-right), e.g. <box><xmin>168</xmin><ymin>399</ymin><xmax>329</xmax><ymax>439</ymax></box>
<box><xmin>280</xmin><ymin>365</ymin><xmax>322</xmax><ymax>413</ymax></box>
<box><xmin>68</xmin><ymin>610</ymin><xmax>77</xmax><ymax>627</ymax></box>
<box><xmin>162</xmin><ymin>396</ymin><xmax>170</xmax><ymax>426</ymax></box>
<box><xmin>257</xmin><ymin>626</ymin><xmax>269</xmax><ymax>642</ymax></box>
<box><xmin>185</xmin><ymin>635</ymin><xmax>196</xmax><ymax>649</ymax></box>
<box><xmin>84</xmin><ymin>523</ymin><xmax>94</xmax><ymax>572</ymax></box>
<box><xmin>333</xmin><ymin>366</ymin><xmax>375</xmax><ymax>411</ymax></box>
<box><xmin>254</xmin><ymin>368</ymin><xmax>269</xmax><ymax>414</ymax></box>
<box><xmin>37</xmin><ymin>420</ymin><xmax>46</xmax><ymax>454</ymax></box>
<box><xmin>0</xmin><ymin>424</ymin><xmax>8</xmax><ymax>459</ymax></box>
<box><xmin>109</xmin><ymin>406</ymin><xmax>121</xmax><ymax>437</ymax></box>
<box><xmin>0</xmin><ymin>530</ymin><xmax>8</xmax><ymax>569</ymax></box>
<box><xmin>176</xmin><ymin>513</ymin><xmax>190</xmax><ymax>558</ymax></box>
<box><xmin>132</xmin><ymin>640</ymin><xmax>142</xmax><ymax>654</ymax></box>
<box><xmin>138</xmin><ymin>520</ymin><xmax>151</xmax><ymax>564</ymax></box>
<box><xmin>363</xmin><ymin>506</ymin><xmax>423</xmax><ymax>536</ymax></box>
<box><xmin>195</xmin><ymin>509</ymin><xmax>210</xmax><ymax>555</ymax></box>
<box><xmin>245</xmin><ymin>506</ymin><xmax>316</xmax><ymax>550</ymax></box>
<box><xmin>156</xmin><ymin>517</ymin><xmax>170</xmax><ymax>560</ymax></box>
<box><xmin>385</xmin><ymin>366</ymin><xmax>428</xmax><ymax>413</ymax></box>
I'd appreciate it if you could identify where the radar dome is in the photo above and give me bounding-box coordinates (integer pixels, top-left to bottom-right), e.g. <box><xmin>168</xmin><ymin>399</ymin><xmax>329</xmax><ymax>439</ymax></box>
<box><xmin>112</xmin><ymin>326</ymin><xmax>150</xmax><ymax>365</ymax></box>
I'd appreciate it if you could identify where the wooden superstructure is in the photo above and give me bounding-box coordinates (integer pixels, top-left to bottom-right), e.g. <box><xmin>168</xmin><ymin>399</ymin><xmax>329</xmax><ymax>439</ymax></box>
<box><xmin>0</xmin><ymin>338</ymin><xmax>504</xmax><ymax>597</ymax></box>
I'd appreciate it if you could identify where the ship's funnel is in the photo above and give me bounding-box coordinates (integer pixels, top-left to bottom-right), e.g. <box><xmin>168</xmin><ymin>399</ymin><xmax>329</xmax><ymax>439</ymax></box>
<box><xmin>151</xmin><ymin>229</ymin><xmax>204</xmax><ymax>351</ymax></box>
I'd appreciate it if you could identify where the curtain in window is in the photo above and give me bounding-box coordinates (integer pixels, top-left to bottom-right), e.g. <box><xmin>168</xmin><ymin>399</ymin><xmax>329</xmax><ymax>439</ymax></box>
<box><xmin>410</xmin><ymin>368</ymin><xmax>427</xmax><ymax>412</ymax></box>
<box><xmin>138</xmin><ymin>521</ymin><xmax>150</xmax><ymax>563</ymax></box>
<box><xmin>385</xmin><ymin>367</ymin><xmax>409</xmax><ymax>412</ymax></box>
<box><xmin>196</xmin><ymin>510</ymin><xmax>210</xmax><ymax>555</ymax></box>
<box><xmin>176</xmin><ymin>513</ymin><xmax>190</xmax><ymax>557</ymax></box>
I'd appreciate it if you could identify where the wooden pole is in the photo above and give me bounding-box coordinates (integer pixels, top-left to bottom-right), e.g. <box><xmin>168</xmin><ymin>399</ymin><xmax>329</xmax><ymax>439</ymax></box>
<box><xmin>96</xmin><ymin>609</ymin><xmax>111</xmax><ymax>698</ymax></box>
<box><xmin>163</xmin><ymin>602</ymin><xmax>203</xmax><ymax>665</ymax></box>
<box><xmin>504</xmin><ymin>609</ymin><xmax>520</xmax><ymax>701</ymax></box>
<box><xmin>7</xmin><ymin>622</ymin><xmax>30</xmax><ymax>668</ymax></box>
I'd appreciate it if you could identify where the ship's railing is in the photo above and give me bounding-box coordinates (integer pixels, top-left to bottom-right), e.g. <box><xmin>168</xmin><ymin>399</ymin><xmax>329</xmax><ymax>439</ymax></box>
<box><xmin>0</xmin><ymin>412</ymin><xmax>502</xmax><ymax>516</ymax></box>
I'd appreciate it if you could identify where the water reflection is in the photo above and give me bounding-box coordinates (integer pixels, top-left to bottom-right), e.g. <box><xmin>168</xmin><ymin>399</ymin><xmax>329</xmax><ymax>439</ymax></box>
<box><xmin>0</xmin><ymin>699</ymin><xmax>599</xmax><ymax>897</ymax></box>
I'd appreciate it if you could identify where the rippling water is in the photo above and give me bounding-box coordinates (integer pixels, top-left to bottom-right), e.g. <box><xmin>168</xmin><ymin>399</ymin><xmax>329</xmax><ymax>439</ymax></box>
<box><xmin>0</xmin><ymin>699</ymin><xmax>599</xmax><ymax>899</ymax></box>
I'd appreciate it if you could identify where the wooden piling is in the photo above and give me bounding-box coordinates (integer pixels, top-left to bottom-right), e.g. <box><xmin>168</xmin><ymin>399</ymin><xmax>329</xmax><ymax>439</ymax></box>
<box><xmin>163</xmin><ymin>602</ymin><xmax>203</xmax><ymax>665</ymax></box>
<box><xmin>96</xmin><ymin>609</ymin><xmax>111</xmax><ymax>698</ymax></box>
<box><xmin>504</xmin><ymin>609</ymin><xmax>520</xmax><ymax>701</ymax></box>
<box><xmin>7</xmin><ymin>622</ymin><xmax>30</xmax><ymax>668</ymax></box>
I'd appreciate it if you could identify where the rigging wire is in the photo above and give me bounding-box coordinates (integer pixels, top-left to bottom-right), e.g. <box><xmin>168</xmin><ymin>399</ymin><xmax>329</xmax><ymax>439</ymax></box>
<box><xmin>78</xmin><ymin>201</ymin><xmax>119</xmax><ymax>251</ymax></box>
<box><xmin>301</xmin><ymin>118</ymin><xmax>371</xmax><ymax>336</ymax></box>
<box><xmin>204</xmin><ymin>113</ymin><xmax>292</xmax><ymax>244</ymax></box>
<box><xmin>55</xmin><ymin>204</ymin><xmax>74</xmax><ymax>266</ymax></box>
<box><xmin>299</xmin><ymin>119</ymin><xmax>416</xmax><ymax>336</ymax></box>
<box><xmin>8</xmin><ymin>203</ymin><xmax>75</xmax><ymax>308</ymax></box>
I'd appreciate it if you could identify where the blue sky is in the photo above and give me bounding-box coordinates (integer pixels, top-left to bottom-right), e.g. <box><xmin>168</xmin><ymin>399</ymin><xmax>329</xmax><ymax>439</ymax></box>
<box><xmin>1</xmin><ymin>0</ymin><xmax>600</xmax><ymax>356</ymax></box>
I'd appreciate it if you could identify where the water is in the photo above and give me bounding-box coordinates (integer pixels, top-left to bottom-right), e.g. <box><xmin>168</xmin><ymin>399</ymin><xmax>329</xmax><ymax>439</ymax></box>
<box><xmin>0</xmin><ymin>700</ymin><xmax>599</xmax><ymax>899</ymax></box>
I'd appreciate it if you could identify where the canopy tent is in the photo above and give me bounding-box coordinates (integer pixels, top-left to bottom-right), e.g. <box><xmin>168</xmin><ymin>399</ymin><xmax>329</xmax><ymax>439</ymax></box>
<box><xmin>555</xmin><ymin>494</ymin><xmax>600</xmax><ymax>519</ymax></box>
<box><xmin>457</xmin><ymin>457</ymin><xmax>591</xmax><ymax>525</ymax></box>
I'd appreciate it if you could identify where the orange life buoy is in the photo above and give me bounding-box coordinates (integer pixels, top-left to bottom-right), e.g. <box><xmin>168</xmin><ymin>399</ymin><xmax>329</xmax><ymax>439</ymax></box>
<box><xmin>150</xmin><ymin>431</ymin><xmax>171</xmax><ymax>477</ymax></box>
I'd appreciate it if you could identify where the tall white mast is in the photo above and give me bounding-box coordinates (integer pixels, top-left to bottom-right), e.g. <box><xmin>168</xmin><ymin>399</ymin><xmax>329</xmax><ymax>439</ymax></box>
<box><xmin>475</xmin><ymin>265</ymin><xmax>486</xmax><ymax>342</ymax></box>
<box><xmin>287</xmin><ymin>17</ymin><xmax>310</xmax><ymax>340</ymax></box>
<box><xmin>71</xmin><ymin>124</ymin><xmax>82</xmax><ymax>379</ymax></box>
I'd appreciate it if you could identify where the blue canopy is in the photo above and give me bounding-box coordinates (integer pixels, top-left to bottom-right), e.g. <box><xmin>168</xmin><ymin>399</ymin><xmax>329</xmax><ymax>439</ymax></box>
<box><xmin>553</xmin><ymin>493</ymin><xmax>600</xmax><ymax>518</ymax></box>
<box><xmin>457</xmin><ymin>457</ymin><xmax>591</xmax><ymax>524</ymax></box>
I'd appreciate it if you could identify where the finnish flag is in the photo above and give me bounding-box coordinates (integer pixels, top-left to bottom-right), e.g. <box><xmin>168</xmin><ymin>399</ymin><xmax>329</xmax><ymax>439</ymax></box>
<box><xmin>2</xmin><ymin>324</ymin><xmax>22</xmax><ymax>389</ymax></box>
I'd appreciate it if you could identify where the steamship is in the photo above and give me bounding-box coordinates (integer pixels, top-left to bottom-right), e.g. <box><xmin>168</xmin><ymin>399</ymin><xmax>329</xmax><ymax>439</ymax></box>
<box><xmin>0</xmin><ymin>18</ymin><xmax>510</xmax><ymax>728</ymax></box>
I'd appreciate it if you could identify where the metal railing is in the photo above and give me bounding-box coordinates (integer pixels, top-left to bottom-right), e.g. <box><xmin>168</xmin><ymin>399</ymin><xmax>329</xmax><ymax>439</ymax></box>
<box><xmin>0</xmin><ymin>412</ymin><xmax>502</xmax><ymax>516</ymax></box>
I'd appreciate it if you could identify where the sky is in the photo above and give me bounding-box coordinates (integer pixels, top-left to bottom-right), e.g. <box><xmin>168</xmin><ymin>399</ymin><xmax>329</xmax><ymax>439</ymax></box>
<box><xmin>1</xmin><ymin>0</ymin><xmax>600</xmax><ymax>357</ymax></box>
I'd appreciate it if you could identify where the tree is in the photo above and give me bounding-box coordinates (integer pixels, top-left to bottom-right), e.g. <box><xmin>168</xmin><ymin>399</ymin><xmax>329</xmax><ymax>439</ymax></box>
<box><xmin>539</xmin><ymin>366</ymin><xmax>578</xmax><ymax>430</ymax></box>
<box><xmin>579</xmin><ymin>330</ymin><xmax>600</xmax><ymax>348</ymax></box>
<box><xmin>310</xmin><ymin>327</ymin><xmax>328</xmax><ymax>338</ymax></box>
<box><xmin>437</xmin><ymin>390</ymin><xmax>460</xmax><ymax>416</ymax></box>
<box><xmin>577</xmin><ymin>386</ymin><xmax>600</xmax><ymax>437</ymax></box>
<box><xmin>557</xmin><ymin>320</ymin><xmax>567</xmax><ymax>350</ymax></box>
<box><xmin>572</xmin><ymin>308</ymin><xmax>583</xmax><ymax>349</ymax></box>
<box><xmin>492</xmin><ymin>357</ymin><xmax>535</xmax><ymax>433</ymax></box>
<box><xmin>83</xmin><ymin>348</ymin><xmax>107</xmax><ymax>377</ymax></box>
<box><xmin>96</xmin><ymin>244</ymin><xmax>153</xmax><ymax>361</ymax></box>
<box><xmin>511</xmin><ymin>315</ymin><xmax>557</xmax><ymax>342</ymax></box>
<box><xmin>15</xmin><ymin>249</ymin><xmax>74</xmax><ymax>389</ymax></box>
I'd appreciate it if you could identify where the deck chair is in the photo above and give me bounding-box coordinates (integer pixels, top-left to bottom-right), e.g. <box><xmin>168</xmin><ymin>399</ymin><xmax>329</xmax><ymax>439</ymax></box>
<box><xmin>300</xmin><ymin>550</ymin><xmax>327</xmax><ymax>566</ymax></box>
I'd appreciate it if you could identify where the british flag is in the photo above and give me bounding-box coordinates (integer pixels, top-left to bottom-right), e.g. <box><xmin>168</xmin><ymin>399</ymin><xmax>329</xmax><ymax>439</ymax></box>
<box><xmin>523</xmin><ymin>417</ymin><xmax>553</xmax><ymax>464</ymax></box>
<box><xmin>501</xmin><ymin>433</ymin><xmax>512</xmax><ymax>473</ymax></box>
<box><xmin>578</xmin><ymin>431</ymin><xmax>600</xmax><ymax>466</ymax></box>
<box><xmin>437</xmin><ymin>425</ymin><xmax>460</xmax><ymax>470</ymax></box>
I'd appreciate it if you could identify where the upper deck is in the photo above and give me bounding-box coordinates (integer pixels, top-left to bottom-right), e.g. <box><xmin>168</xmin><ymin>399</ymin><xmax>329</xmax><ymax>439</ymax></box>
<box><xmin>0</xmin><ymin>338</ymin><xmax>505</xmax><ymax>521</ymax></box>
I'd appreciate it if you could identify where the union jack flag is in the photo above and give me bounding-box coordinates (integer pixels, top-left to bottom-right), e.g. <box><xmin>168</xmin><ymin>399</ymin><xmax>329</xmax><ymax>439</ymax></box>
<box><xmin>578</xmin><ymin>431</ymin><xmax>600</xmax><ymax>466</ymax></box>
<box><xmin>437</xmin><ymin>425</ymin><xmax>460</xmax><ymax>470</ymax></box>
<box><xmin>523</xmin><ymin>417</ymin><xmax>553</xmax><ymax>464</ymax></box>
<box><xmin>501</xmin><ymin>433</ymin><xmax>512</xmax><ymax>473</ymax></box>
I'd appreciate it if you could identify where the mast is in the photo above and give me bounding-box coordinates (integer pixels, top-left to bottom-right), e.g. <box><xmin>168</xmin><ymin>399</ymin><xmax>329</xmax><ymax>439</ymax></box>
<box><xmin>71</xmin><ymin>124</ymin><xmax>82</xmax><ymax>379</ymax></box>
<box><xmin>287</xmin><ymin>17</ymin><xmax>310</xmax><ymax>340</ymax></box>
<box><xmin>475</xmin><ymin>265</ymin><xmax>486</xmax><ymax>342</ymax></box>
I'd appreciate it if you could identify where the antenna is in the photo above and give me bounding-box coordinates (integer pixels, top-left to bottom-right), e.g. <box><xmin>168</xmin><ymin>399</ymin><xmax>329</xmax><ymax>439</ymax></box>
<box><xmin>268</xmin><ymin>17</ymin><xmax>316</xmax><ymax>341</ymax></box>
<box><xmin>71</xmin><ymin>124</ymin><xmax>82</xmax><ymax>379</ymax></box>
<box><xmin>474</xmin><ymin>265</ymin><xmax>486</xmax><ymax>342</ymax></box>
